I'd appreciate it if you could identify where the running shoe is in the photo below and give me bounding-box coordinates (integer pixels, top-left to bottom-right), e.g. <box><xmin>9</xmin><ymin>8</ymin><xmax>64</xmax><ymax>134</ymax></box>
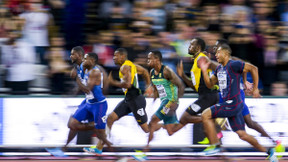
<box><xmin>132</xmin><ymin>150</ymin><xmax>147</xmax><ymax>161</ymax></box>
<box><xmin>203</xmin><ymin>145</ymin><xmax>220</xmax><ymax>156</ymax></box>
<box><xmin>83</xmin><ymin>146</ymin><xmax>102</xmax><ymax>155</ymax></box>
<box><xmin>275</xmin><ymin>140</ymin><xmax>285</xmax><ymax>159</ymax></box>
<box><xmin>267</xmin><ymin>148</ymin><xmax>279</xmax><ymax>162</ymax></box>
<box><xmin>198</xmin><ymin>137</ymin><xmax>210</xmax><ymax>144</ymax></box>
<box><xmin>45</xmin><ymin>147</ymin><xmax>67</xmax><ymax>157</ymax></box>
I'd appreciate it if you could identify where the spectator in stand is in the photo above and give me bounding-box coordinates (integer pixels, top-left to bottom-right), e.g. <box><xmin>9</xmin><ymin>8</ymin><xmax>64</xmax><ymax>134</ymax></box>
<box><xmin>1</xmin><ymin>19</ymin><xmax>36</xmax><ymax>95</ymax></box>
<box><xmin>19</xmin><ymin>0</ymin><xmax>53</xmax><ymax>65</ymax></box>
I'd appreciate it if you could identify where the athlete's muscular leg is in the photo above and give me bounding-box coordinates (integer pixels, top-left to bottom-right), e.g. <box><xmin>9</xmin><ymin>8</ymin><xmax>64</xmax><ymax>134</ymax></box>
<box><xmin>244</xmin><ymin>114</ymin><xmax>272</xmax><ymax>140</ymax></box>
<box><xmin>172</xmin><ymin>112</ymin><xmax>202</xmax><ymax>133</ymax></box>
<box><xmin>94</xmin><ymin>129</ymin><xmax>112</xmax><ymax>148</ymax></box>
<box><xmin>202</xmin><ymin>108</ymin><xmax>219</xmax><ymax>145</ymax></box>
<box><xmin>140</xmin><ymin>122</ymin><xmax>149</xmax><ymax>133</ymax></box>
<box><xmin>147</xmin><ymin>115</ymin><xmax>161</xmax><ymax>145</ymax></box>
<box><xmin>107</xmin><ymin>112</ymin><xmax>119</xmax><ymax>130</ymax></box>
<box><xmin>235</xmin><ymin>130</ymin><xmax>267</xmax><ymax>152</ymax></box>
<box><xmin>68</xmin><ymin>117</ymin><xmax>94</xmax><ymax>131</ymax></box>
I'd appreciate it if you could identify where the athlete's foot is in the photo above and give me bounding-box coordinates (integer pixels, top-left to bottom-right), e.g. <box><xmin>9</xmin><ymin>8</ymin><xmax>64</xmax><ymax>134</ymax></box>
<box><xmin>198</xmin><ymin>137</ymin><xmax>210</xmax><ymax>144</ymax></box>
<box><xmin>198</xmin><ymin>132</ymin><xmax>223</xmax><ymax>145</ymax></box>
<box><xmin>132</xmin><ymin>150</ymin><xmax>147</xmax><ymax>161</ymax></box>
<box><xmin>203</xmin><ymin>145</ymin><xmax>221</xmax><ymax>156</ymax></box>
<box><xmin>83</xmin><ymin>146</ymin><xmax>103</xmax><ymax>155</ymax></box>
<box><xmin>267</xmin><ymin>148</ymin><xmax>278</xmax><ymax>162</ymax></box>
<box><xmin>275</xmin><ymin>140</ymin><xmax>285</xmax><ymax>159</ymax></box>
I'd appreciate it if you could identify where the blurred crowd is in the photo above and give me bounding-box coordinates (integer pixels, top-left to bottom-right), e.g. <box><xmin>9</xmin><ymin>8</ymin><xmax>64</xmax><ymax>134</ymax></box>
<box><xmin>0</xmin><ymin>0</ymin><xmax>287</xmax><ymax>96</ymax></box>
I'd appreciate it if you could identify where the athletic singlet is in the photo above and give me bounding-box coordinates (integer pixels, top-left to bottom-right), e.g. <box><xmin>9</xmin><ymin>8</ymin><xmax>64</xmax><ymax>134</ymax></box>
<box><xmin>151</xmin><ymin>65</ymin><xmax>178</xmax><ymax>102</ymax></box>
<box><xmin>191</xmin><ymin>52</ymin><xmax>215</xmax><ymax>94</ymax></box>
<box><xmin>215</xmin><ymin>60</ymin><xmax>245</xmax><ymax>100</ymax></box>
<box><xmin>82</xmin><ymin>66</ymin><xmax>106</xmax><ymax>103</ymax></box>
<box><xmin>77</xmin><ymin>63</ymin><xmax>85</xmax><ymax>80</ymax></box>
<box><xmin>119</xmin><ymin>60</ymin><xmax>141</xmax><ymax>98</ymax></box>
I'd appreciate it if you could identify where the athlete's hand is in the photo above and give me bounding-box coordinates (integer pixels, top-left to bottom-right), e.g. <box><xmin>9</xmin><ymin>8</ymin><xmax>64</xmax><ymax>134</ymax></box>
<box><xmin>177</xmin><ymin>60</ymin><xmax>184</xmax><ymax>77</ymax></box>
<box><xmin>197</xmin><ymin>56</ymin><xmax>210</xmax><ymax>71</ymax></box>
<box><xmin>252</xmin><ymin>88</ymin><xmax>262</xmax><ymax>98</ymax></box>
<box><xmin>144</xmin><ymin>85</ymin><xmax>154</xmax><ymax>98</ymax></box>
<box><xmin>244</xmin><ymin>81</ymin><xmax>253</xmax><ymax>91</ymax></box>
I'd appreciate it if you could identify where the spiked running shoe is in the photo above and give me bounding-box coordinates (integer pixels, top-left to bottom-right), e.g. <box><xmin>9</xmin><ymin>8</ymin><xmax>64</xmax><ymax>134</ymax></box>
<box><xmin>275</xmin><ymin>140</ymin><xmax>285</xmax><ymax>159</ymax></box>
<box><xmin>83</xmin><ymin>146</ymin><xmax>102</xmax><ymax>155</ymax></box>
<box><xmin>267</xmin><ymin>148</ymin><xmax>279</xmax><ymax>162</ymax></box>
<box><xmin>132</xmin><ymin>150</ymin><xmax>147</xmax><ymax>161</ymax></box>
<box><xmin>203</xmin><ymin>145</ymin><xmax>221</xmax><ymax>156</ymax></box>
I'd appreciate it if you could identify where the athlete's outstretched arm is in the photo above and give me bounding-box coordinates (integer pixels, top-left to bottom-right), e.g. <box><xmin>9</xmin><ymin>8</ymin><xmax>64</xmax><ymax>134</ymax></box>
<box><xmin>163</xmin><ymin>66</ymin><xmax>185</xmax><ymax>98</ymax></box>
<box><xmin>177</xmin><ymin>60</ymin><xmax>195</xmax><ymax>90</ymax></box>
<box><xmin>135</xmin><ymin>64</ymin><xmax>151</xmax><ymax>88</ymax></box>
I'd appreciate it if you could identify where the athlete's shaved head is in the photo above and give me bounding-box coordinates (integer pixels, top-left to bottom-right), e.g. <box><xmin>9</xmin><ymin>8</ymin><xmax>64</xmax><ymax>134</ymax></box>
<box><xmin>115</xmin><ymin>48</ymin><xmax>128</xmax><ymax>57</ymax></box>
<box><xmin>150</xmin><ymin>50</ymin><xmax>162</xmax><ymax>62</ymax></box>
<box><xmin>72</xmin><ymin>46</ymin><xmax>85</xmax><ymax>56</ymax></box>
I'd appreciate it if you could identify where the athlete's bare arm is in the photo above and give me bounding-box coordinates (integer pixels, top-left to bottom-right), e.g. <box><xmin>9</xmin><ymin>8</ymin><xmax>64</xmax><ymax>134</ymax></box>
<box><xmin>242</xmin><ymin>62</ymin><xmax>261</xmax><ymax>98</ymax></box>
<box><xmin>177</xmin><ymin>60</ymin><xmax>196</xmax><ymax>90</ymax></box>
<box><xmin>108</xmin><ymin>65</ymin><xmax>132</xmax><ymax>89</ymax></box>
<box><xmin>97</xmin><ymin>65</ymin><xmax>109</xmax><ymax>95</ymax></box>
<box><xmin>135</xmin><ymin>64</ymin><xmax>151</xmax><ymax>87</ymax></box>
<box><xmin>163</xmin><ymin>66</ymin><xmax>185</xmax><ymax>98</ymax></box>
<box><xmin>198</xmin><ymin>60</ymin><xmax>218</xmax><ymax>89</ymax></box>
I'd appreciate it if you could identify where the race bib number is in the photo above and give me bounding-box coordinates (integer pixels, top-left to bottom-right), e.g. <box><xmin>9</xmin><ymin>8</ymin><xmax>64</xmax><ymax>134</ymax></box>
<box><xmin>156</xmin><ymin>85</ymin><xmax>167</xmax><ymax>98</ymax></box>
<box><xmin>161</xmin><ymin>106</ymin><xmax>170</xmax><ymax>115</ymax></box>
<box><xmin>218</xmin><ymin>71</ymin><xmax>227</xmax><ymax>91</ymax></box>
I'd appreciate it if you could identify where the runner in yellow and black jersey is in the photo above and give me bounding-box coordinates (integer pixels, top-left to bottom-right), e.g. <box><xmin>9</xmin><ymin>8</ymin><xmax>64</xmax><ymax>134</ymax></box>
<box><xmin>107</xmin><ymin>48</ymin><xmax>151</xmax><ymax>135</ymax></box>
<box><xmin>171</xmin><ymin>37</ymin><xmax>219</xmax><ymax>134</ymax></box>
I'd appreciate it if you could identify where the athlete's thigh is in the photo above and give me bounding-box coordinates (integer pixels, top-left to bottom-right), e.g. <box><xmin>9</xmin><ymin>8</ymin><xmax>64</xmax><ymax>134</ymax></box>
<box><xmin>89</xmin><ymin>101</ymin><xmax>108</xmax><ymax>129</ymax></box>
<box><xmin>210</xmin><ymin>100</ymin><xmax>243</xmax><ymax>118</ymax></box>
<box><xmin>228</xmin><ymin>111</ymin><xmax>245</xmax><ymax>132</ymax></box>
<box><xmin>155</xmin><ymin>99</ymin><xmax>178</xmax><ymax>125</ymax></box>
<box><xmin>186</xmin><ymin>92</ymin><xmax>219</xmax><ymax>116</ymax></box>
<box><xmin>113</xmin><ymin>99</ymin><xmax>131</xmax><ymax>119</ymax></box>
<box><xmin>73</xmin><ymin>100</ymin><xmax>90</xmax><ymax>122</ymax></box>
<box><xmin>128</xmin><ymin>95</ymin><xmax>147</xmax><ymax>125</ymax></box>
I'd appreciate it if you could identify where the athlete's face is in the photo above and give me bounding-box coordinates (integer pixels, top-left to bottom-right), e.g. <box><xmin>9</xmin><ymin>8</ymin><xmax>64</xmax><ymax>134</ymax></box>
<box><xmin>215</xmin><ymin>47</ymin><xmax>227</xmax><ymax>64</ymax></box>
<box><xmin>188</xmin><ymin>39</ymin><xmax>199</xmax><ymax>56</ymax></box>
<box><xmin>147</xmin><ymin>52</ymin><xmax>156</xmax><ymax>68</ymax></box>
<box><xmin>82</xmin><ymin>54</ymin><xmax>93</xmax><ymax>68</ymax></box>
<box><xmin>70</xmin><ymin>50</ymin><xmax>81</xmax><ymax>64</ymax></box>
<box><xmin>113</xmin><ymin>51</ymin><xmax>124</xmax><ymax>66</ymax></box>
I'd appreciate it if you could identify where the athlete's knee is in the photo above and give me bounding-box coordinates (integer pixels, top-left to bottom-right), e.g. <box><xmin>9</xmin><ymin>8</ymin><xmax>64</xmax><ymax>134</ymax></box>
<box><xmin>68</xmin><ymin>118</ymin><xmax>79</xmax><ymax>130</ymax></box>
<box><xmin>236</xmin><ymin>130</ymin><xmax>249</xmax><ymax>141</ymax></box>
<box><xmin>141</xmin><ymin>124</ymin><xmax>149</xmax><ymax>133</ymax></box>
<box><xmin>201</xmin><ymin>108</ymin><xmax>212</xmax><ymax>121</ymax></box>
<box><xmin>107</xmin><ymin>112</ymin><xmax>118</xmax><ymax>125</ymax></box>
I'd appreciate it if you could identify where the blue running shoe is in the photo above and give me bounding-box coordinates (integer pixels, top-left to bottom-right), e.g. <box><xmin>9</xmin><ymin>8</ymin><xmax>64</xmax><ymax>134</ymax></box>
<box><xmin>267</xmin><ymin>148</ymin><xmax>279</xmax><ymax>162</ymax></box>
<box><xmin>45</xmin><ymin>148</ymin><xmax>67</xmax><ymax>157</ymax></box>
<box><xmin>132</xmin><ymin>150</ymin><xmax>147</xmax><ymax>161</ymax></box>
<box><xmin>83</xmin><ymin>146</ymin><xmax>102</xmax><ymax>155</ymax></box>
<box><xmin>203</xmin><ymin>145</ymin><xmax>220</xmax><ymax>156</ymax></box>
